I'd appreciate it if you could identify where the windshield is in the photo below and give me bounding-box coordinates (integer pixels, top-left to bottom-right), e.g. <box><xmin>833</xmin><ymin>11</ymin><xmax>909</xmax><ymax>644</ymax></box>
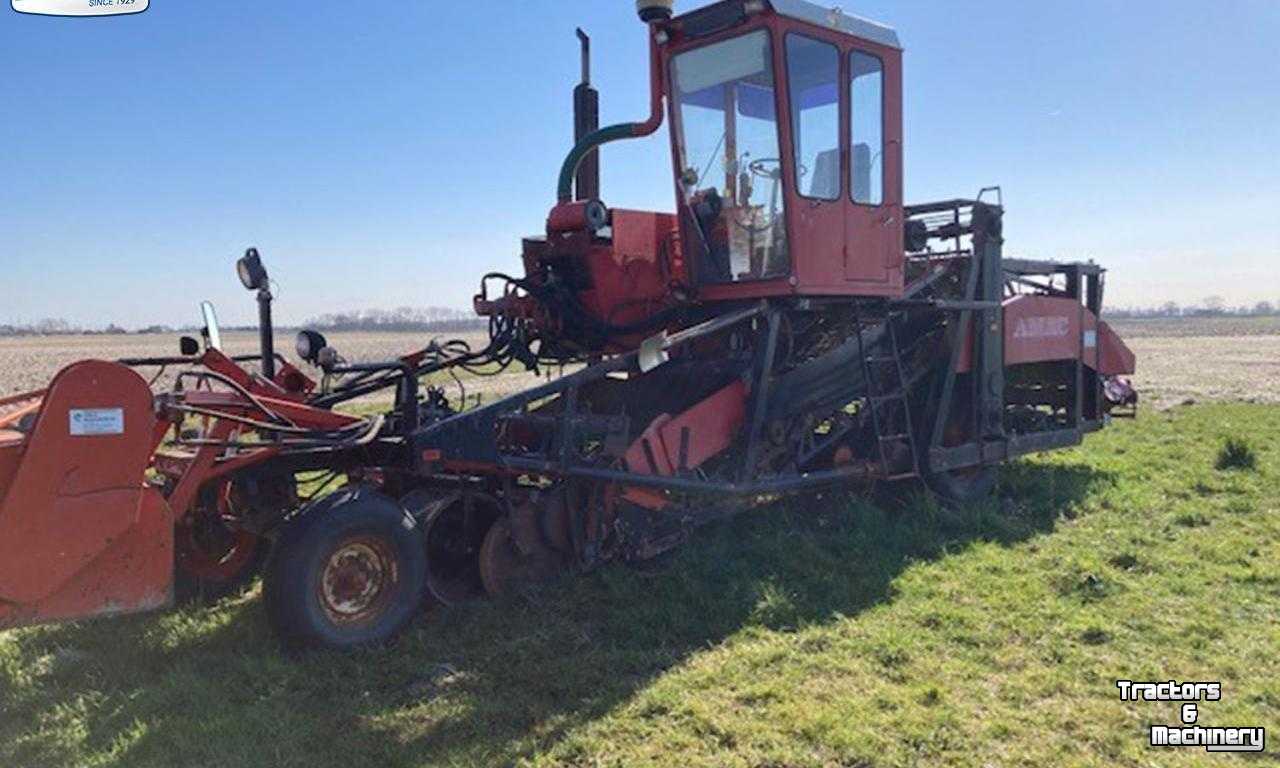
<box><xmin>673</xmin><ymin>30</ymin><xmax>789</xmax><ymax>284</ymax></box>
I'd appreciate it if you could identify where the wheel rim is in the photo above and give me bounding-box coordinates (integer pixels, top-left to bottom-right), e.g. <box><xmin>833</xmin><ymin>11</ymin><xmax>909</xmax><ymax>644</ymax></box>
<box><xmin>176</xmin><ymin>485</ymin><xmax>260</xmax><ymax>583</ymax></box>
<box><xmin>318</xmin><ymin>535</ymin><xmax>399</xmax><ymax>626</ymax></box>
<box><xmin>420</xmin><ymin>492</ymin><xmax>499</xmax><ymax>606</ymax></box>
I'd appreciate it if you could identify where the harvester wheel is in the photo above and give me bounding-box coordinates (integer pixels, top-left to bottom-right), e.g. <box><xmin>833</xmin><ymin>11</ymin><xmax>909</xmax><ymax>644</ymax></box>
<box><xmin>478</xmin><ymin>518</ymin><xmax>563</xmax><ymax>598</ymax></box>
<box><xmin>174</xmin><ymin>523</ymin><xmax>265</xmax><ymax>604</ymax></box>
<box><xmin>174</xmin><ymin>483</ymin><xmax>266</xmax><ymax>604</ymax></box>
<box><xmin>413</xmin><ymin>491</ymin><xmax>501</xmax><ymax>606</ymax></box>
<box><xmin>920</xmin><ymin>375</ymin><xmax>999</xmax><ymax>507</ymax></box>
<box><xmin>923</xmin><ymin>465</ymin><xmax>997</xmax><ymax>507</ymax></box>
<box><xmin>263</xmin><ymin>486</ymin><xmax>426</xmax><ymax>650</ymax></box>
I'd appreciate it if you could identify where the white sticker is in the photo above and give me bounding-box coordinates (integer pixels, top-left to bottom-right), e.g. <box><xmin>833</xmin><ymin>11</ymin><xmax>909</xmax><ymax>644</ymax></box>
<box><xmin>69</xmin><ymin>408</ymin><xmax>125</xmax><ymax>436</ymax></box>
<box><xmin>12</xmin><ymin>0</ymin><xmax>148</xmax><ymax>17</ymax></box>
<box><xmin>1083</xmin><ymin>330</ymin><xmax>1098</xmax><ymax>349</ymax></box>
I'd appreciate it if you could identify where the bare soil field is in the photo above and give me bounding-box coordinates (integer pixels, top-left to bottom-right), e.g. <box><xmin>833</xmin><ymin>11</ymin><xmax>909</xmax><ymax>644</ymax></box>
<box><xmin>1106</xmin><ymin>314</ymin><xmax>1280</xmax><ymax>338</ymax></box>
<box><xmin>1106</xmin><ymin>316</ymin><xmax>1279</xmax><ymax>410</ymax></box>
<box><xmin>1</xmin><ymin>318</ymin><xmax>1275</xmax><ymax>412</ymax></box>
<box><xmin>0</xmin><ymin>330</ymin><xmax>539</xmax><ymax>415</ymax></box>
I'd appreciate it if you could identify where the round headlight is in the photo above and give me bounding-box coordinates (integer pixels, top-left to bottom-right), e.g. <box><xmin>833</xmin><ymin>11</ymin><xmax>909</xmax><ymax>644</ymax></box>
<box><xmin>295</xmin><ymin>329</ymin><xmax>328</xmax><ymax>363</ymax></box>
<box><xmin>236</xmin><ymin>247</ymin><xmax>269</xmax><ymax>291</ymax></box>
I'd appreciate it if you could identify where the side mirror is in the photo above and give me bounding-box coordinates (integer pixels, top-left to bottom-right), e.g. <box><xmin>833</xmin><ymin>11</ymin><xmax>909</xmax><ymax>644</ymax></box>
<box><xmin>179</xmin><ymin>336</ymin><xmax>200</xmax><ymax>356</ymax></box>
<box><xmin>200</xmin><ymin>301</ymin><xmax>223</xmax><ymax>350</ymax></box>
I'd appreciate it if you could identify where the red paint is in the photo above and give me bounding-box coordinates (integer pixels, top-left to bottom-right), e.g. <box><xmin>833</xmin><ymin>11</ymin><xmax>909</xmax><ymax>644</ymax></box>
<box><xmin>1004</xmin><ymin>295</ymin><xmax>1089</xmax><ymax>367</ymax></box>
<box><xmin>625</xmin><ymin>380</ymin><xmax>747</xmax><ymax>478</ymax></box>
<box><xmin>621</xmin><ymin>380</ymin><xmax>746</xmax><ymax>508</ymax></box>
<box><xmin>547</xmin><ymin>201</ymin><xmax>598</xmax><ymax>233</ymax></box>
<box><xmin>0</xmin><ymin>361</ymin><xmax>173</xmax><ymax>628</ymax></box>
<box><xmin>664</xmin><ymin>9</ymin><xmax>905</xmax><ymax>301</ymax></box>
<box><xmin>1097</xmin><ymin>321</ymin><xmax>1135</xmax><ymax>375</ymax></box>
<box><xmin>954</xmin><ymin>295</ymin><xmax>1136</xmax><ymax>375</ymax></box>
<box><xmin>576</xmin><ymin>210</ymin><xmax>682</xmax><ymax>338</ymax></box>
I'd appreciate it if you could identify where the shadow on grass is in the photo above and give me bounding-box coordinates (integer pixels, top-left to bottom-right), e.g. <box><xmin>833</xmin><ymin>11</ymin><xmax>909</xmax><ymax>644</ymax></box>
<box><xmin>5</xmin><ymin>460</ymin><xmax>1109</xmax><ymax>767</ymax></box>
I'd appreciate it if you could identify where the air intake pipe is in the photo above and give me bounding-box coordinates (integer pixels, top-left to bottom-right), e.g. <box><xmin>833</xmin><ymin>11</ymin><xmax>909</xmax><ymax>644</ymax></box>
<box><xmin>556</xmin><ymin>20</ymin><xmax>666</xmax><ymax>203</ymax></box>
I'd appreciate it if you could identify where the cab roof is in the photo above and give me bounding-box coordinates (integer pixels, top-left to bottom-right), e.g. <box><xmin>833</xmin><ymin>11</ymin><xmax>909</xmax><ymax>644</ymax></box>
<box><xmin>767</xmin><ymin>0</ymin><xmax>900</xmax><ymax>49</ymax></box>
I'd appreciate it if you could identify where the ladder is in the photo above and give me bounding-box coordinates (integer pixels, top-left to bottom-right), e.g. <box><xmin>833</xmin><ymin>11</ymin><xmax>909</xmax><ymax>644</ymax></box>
<box><xmin>856</xmin><ymin>310</ymin><xmax>921</xmax><ymax>480</ymax></box>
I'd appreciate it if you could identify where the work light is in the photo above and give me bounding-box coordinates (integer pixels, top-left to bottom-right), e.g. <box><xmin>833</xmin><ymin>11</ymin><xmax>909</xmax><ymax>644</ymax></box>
<box><xmin>236</xmin><ymin>248</ymin><xmax>269</xmax><ymax>291</ymax></box>
<box><xmin>295</xmin><ymin>330</ymin><xmax>328</xmax><ymax>364</ymax></box>
<box><xmin>636</xmin><ymin>0</ymin><xmax>673</xmax><ymax>23</ymax></box>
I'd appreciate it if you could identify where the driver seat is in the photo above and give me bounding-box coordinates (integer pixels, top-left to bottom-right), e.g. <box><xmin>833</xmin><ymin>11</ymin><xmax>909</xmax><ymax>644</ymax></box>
<box><xmin>810</xmin><ymin>149</ymin><xmax>839</xmax><ymax>199</ymax></box>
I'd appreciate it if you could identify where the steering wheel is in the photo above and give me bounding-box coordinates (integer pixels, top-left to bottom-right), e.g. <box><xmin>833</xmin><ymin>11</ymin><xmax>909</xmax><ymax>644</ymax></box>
<box><xmin>748</xmin><ymin>158</ymin><xmax>783</xmax><ymax>181</ymax></box>
<box><xmin>747</xmin><ymin>158</ymin><xmax>808</xmax><ymax>181</ymax></box>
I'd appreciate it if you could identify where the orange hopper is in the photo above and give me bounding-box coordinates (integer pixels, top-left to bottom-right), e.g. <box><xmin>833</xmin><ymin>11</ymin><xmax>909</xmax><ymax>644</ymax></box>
<box><xmin>0</xmin><ymin>361</ymin><xmax>173</xmax><ymax>629</ymax></box>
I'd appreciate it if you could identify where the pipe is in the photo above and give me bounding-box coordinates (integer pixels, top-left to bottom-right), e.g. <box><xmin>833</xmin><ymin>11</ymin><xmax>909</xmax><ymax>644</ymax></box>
<box><xmin>573</xmin><ymin>28</ymin><xmax>601</xmax><ymax>201</ymax></box>
<box><xmin>577</xmin><ymin>27</ymin><xmax>591</xmax><ymax>84</ymax></box>
<box><xmin>257</xmin><ymin>288</ymin><xmax>276</xmax><ymax>381</ymax></box>
<box><xmin>557</xmin><ymin>26</ymin><xmax>665</xmax><ymax>202</ymax></box>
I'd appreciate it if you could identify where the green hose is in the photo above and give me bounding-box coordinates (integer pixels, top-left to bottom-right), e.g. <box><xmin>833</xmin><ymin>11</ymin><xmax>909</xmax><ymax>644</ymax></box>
<box><xmin>556</xmin><ymin>123</ymin><xmax>640</xmax><ymax>203</ymax></box>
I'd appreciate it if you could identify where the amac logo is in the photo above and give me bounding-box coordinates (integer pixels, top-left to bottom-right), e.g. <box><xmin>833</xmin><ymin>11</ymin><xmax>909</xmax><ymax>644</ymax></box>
<box><xmin>1013</xmin><ymin>316</ymin><xmax>1070</xmax><ymax>340</ymax></box>
<box><xmin>12</xmin><ymin>0</ymin><xmax>148</xmax><ymax>17</ymax></box>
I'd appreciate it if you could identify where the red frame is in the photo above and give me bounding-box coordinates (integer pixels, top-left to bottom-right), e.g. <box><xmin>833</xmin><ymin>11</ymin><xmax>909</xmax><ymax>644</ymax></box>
<box><xmin>663</xmin><ymin>8</ymin><xmax>905</xmax><ymax>301</ymax></box>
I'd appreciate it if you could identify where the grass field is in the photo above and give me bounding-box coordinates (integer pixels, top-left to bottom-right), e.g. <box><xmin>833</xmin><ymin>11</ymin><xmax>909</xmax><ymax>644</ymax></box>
<box><xmin>2</xmin><ymin>404</ymin><xmax>1277</xmax><ymax>767</ymax></box>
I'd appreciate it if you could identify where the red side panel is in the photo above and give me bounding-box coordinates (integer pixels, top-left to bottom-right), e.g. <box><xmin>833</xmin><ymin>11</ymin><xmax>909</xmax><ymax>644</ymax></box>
<box><xmin>1004</xmin><ymin>295</ymin><xmax>1092</xmax><ymax>367</ymax></box>
<box><xmin>577</xmin><ymin>209</ymin><xmax>681</xmax><ymax>335</ymax></box>
<box><xmin>957</xmin><ymin>295</ymin><xmax>1136</xmax><ymax>373</ymax></box>
<box><xmin>0</xmin><ymin>361</ymin><xmax>173</xmax><ymax>629</ymax></box>
<box><xmin>624</xmin><ymin>381</ymin><xmax>747</xmax><ymax>477</ymax></box>
<box><xmin>654</xmin><ymin>381</ymin><xmax>747</xmax><ymax>472</ymax></box>
<box><xmin>0</xmin><ymin>490</ymin><xmax>171</xmax><ymax>629</ymax></box>
<box><xmin>1098</xmin><ymin>321</ymin><xmax>1136</xmax><ymax>375</ymax></box>
<box><xmin>622</xmin><ymin>381</ymin><xmax>747</xmax><ymax>510</ymax></box>
<box><xmin>625</xmin><ymin>414</ymin><xmax>676</xmax><ymax>477</ymax></box>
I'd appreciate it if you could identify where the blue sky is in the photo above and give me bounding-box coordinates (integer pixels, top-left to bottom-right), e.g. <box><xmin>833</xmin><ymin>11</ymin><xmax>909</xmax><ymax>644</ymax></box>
<box><xmin>2</xmin><ymin>0</ymin><xmax>1277</xmax><ymax>327</ymax></box>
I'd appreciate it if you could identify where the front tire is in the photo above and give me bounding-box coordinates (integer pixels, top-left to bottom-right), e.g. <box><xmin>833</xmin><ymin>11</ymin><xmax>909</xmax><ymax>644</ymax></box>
<box><xmin>263</xmin><ymin>486</ymin><xmax>426</xmax><ymax>650</ymax></box>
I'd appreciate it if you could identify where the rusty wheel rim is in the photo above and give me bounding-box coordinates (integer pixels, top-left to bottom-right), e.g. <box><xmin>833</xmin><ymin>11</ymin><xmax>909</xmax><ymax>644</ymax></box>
<box><xmin>477</xmin><ymin>518</ymin><xmax>564</xmax><ymax>598</ymax></box>
<box><xmin>318</xmin><ymin>535</ymin><xmax>399</xmax><ymax>626</ymax></box>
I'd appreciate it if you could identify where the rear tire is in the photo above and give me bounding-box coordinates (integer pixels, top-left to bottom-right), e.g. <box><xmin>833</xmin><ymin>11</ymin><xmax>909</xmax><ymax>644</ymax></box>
<box><xmin>263</xmin><ymin>486</ymin><xmax>426</xmax><ymax>650</ymax></box>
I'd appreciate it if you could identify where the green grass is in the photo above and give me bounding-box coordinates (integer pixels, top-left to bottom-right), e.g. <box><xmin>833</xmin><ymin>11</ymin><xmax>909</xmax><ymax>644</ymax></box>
<box><xmin>3</xmin><ymin>403</ymin><xmax>1279</xmax><ymax>767</ymax></box>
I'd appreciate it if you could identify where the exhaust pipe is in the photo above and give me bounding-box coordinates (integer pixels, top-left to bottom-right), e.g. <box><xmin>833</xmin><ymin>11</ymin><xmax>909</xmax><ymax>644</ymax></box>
<box><xmin>573</xmin><ymin>29</ymin><xmax>600</xmax><ymax>202</ymax></box>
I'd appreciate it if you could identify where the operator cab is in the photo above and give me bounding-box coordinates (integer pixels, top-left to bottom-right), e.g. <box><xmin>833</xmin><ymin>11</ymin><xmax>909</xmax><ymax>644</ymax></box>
<box><xmin>664</xmin><ymin>0</ymin><xmax>904</xmax><ymax>299</ymax></box>
<box><xmin>479</xmin><ymin>0</ymin><xmax>907</xmax><ymax>358</ymax></box>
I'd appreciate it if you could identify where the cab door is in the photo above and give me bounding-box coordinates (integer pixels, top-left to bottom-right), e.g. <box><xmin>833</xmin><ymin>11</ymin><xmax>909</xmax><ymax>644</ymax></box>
<box><xmin>781</xmin><ymin>32</ymin><xmax>846</xmax><ymax>288</ymax></box>
<box><xmin>843</xmin><ymin>47</ymin><xmax>902</xmax><ymax>289</ymax></box>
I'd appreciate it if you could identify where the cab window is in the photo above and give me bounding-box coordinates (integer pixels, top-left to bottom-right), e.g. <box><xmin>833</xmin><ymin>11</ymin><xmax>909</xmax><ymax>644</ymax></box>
<box><xmin>785</xmin><ymin>35</ymin><xmax>840</xmax><ymax>201</ymax></box>
<box><xmin>849</xmin><ymin>51</ymin><xmax>883</xmax><ymax>205</ymax></box>
<box><xmin>673</xmin><ymin>30</ymin><xmax>789</xmax><ymax>284</ymax></box>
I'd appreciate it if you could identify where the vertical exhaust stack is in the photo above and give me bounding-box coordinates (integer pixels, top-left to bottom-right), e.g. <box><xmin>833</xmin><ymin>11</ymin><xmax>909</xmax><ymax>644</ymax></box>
<box><xmin>573</xmin><ymin>29</ymin><xmax>600</xmax><ymax>202</ymax></box>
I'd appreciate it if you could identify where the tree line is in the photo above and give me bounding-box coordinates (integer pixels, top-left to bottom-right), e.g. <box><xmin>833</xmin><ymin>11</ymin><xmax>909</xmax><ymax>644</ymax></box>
<box><xmin>1107</xmin><ymin>297</ymin><xmax>1277</xmax><ymax>319</ymax></box>
<box><xmin>302</xmin><ymin>306</ymin><xmax>486</xmax><ymax>333</ymax></box>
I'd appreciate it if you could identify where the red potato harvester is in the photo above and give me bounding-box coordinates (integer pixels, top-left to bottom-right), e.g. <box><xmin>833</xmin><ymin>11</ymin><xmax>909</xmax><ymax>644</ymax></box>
<box><xmin>0</xmin><ymin>0</ymin><xmax>1136</xmax><ymax>649</ymax></box>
